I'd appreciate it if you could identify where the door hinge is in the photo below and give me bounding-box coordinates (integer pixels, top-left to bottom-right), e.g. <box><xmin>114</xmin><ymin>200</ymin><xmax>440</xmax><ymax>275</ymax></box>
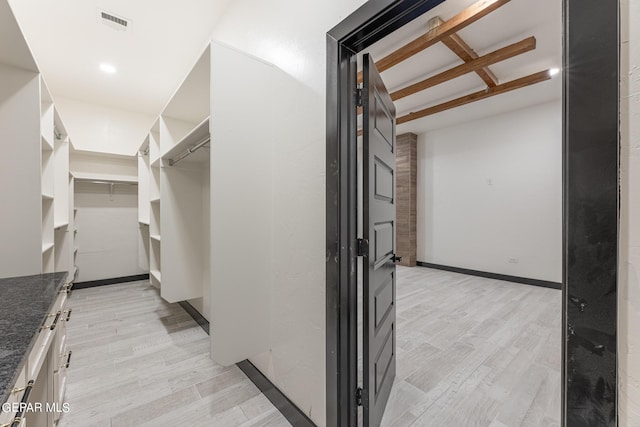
<box><xmin>356</xmin><ymin>387</ymin><xmax>363</xmax><ymax>406</ymax></box>
<box><xmin>356</xmin><ymin>87</ymin><xmax>363</xmax><ymax>107</ymax></box>
<box><xmin>357</xmin><ymin>238</ymin><xmax>368</xmax><ymax>257</ymax></box>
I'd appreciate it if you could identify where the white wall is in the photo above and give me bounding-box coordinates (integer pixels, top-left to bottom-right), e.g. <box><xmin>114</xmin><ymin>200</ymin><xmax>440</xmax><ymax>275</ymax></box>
<box><xmin>210</xmin><ymin>42</ymin><xmax>273</xmax><ymax>366</ymax></box>
<box><xmin>70</xmin><ymin>151</ymin><xmax>144</xmax><ymax>283</ymax></box>
<box><xmin>74</xmin><ymin>181</ymin><xmax>146</xmax><ymax>282</ymax></box>
<box><xmin>212</xmin><ymin>2</ymin><xmax>366</xmax><ymax>425</ymax></box>
<box><xmin>620</xmin><ymin>0</ymin><xmax>640</xmax><ymax>424</ymax></box>
<box><xmin>54</xmin><ymin>96</ymin><xmax>155</xmax><ymax>156</ymax></box>
<box><xmin>416</xmin><ymin>100</ymin><xmax>562</xmax><ymax>283</ymax></box>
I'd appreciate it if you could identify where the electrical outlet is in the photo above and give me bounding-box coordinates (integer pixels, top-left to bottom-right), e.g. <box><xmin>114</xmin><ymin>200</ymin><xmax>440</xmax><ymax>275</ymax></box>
<box><xmin>508</xmin><ymin>258</ymin><xmax>519</xmax><ymax>264</ymax></box>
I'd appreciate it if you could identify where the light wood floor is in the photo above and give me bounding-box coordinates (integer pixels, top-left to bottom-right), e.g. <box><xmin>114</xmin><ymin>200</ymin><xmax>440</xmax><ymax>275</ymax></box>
<box><xmin>58</xmin><ymin>281</ymin><xmax>289</xmax><ymax>427</ymax></box>
<box><xmin>58</xmin><ymin>270</ymin><xmax>560</xmax><ymax>427</ymax></box>
<box><xmin>380</xmin><ymin>266</ymin><xmax>562</xmax><ymax>427</ymax></box>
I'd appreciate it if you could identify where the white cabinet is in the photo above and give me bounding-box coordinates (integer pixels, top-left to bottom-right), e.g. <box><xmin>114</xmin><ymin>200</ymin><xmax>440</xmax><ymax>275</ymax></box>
<box><xmin>0</xmin><ymin>285</ymin><xmax>70</xmax><ymax>427</ymax></box>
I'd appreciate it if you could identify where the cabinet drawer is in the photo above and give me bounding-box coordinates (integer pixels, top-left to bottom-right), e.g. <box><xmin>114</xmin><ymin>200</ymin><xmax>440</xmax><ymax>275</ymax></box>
<box><xmin>52</xmin><ymin>348</ymin><xmax>71</xmax><ymax>424</ymax></box>
<box><xmin>0</xmin><ymin>411</ymin><xmax>13</xmax><ymax>425</ymax></box>
<box><xmin>0</xmin><ymin>366</ymin><xmax>25</xmax><ymax>425</ymax></box>
<box><xmin>1</xmin><ymin>365</ymin><xmax>26</xmax><ymax>408</ymax></box>
<box><xmin>53</xmin><ymin>329</ymin><xmax>67</xmax><ymax>370</ymax></box>
<box><xmin>27</xmin><ymin>289</ymin><xmax>67</xmax><ymax>379</ymax></box>
<box><xmin>27</xmin><ymin>328</ymin><xmax>54</xmax><ymax>381</ymax></box>
<box><xmin>53</xmin><ymin>310</ymin><xmax>69</xmax><ymax>370</ymax></box>
<box><xmin>0</xmin><ymin>371</ymin><xmax>32</xmax><ymax>427</ymax></box>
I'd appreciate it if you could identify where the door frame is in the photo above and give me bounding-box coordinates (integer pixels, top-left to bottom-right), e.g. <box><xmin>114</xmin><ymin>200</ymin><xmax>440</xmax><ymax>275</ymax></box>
<box><xmin>326</xmin><ymin>0</ymin><xmax>620</xmax><ymax>426</ymax></box>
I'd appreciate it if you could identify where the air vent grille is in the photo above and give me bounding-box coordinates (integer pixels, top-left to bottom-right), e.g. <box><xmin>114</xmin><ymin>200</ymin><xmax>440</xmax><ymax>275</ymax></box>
<box><xmin>101</xmin><ymin>12</ymin><xmax>128</xmax><ymax>28</ymax></box>
<box><xmin>97</xmin><ymin>9</ymin><xmax>131</xmax><ymax>32</ymax></box>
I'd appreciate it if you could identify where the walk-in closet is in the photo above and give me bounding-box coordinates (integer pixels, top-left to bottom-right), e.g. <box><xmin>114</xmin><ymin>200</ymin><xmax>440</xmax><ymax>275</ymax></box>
<box><xmin>1</xmin><ymin>0</ymin><xmax>633</xmax><ymax>425</ymax></box>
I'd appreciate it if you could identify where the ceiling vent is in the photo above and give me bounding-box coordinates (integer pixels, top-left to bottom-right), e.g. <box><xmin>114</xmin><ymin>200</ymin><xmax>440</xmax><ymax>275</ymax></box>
<box><xmin>97</xmin><ymin>9</ymin><xmax>131</xmax><ymax>32</ymax></box>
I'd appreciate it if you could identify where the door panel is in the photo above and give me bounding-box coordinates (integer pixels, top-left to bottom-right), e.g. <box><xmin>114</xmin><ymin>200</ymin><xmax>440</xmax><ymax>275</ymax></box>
<box><xmin>374</xmin><ymin>158</ymin><xmax>394</xmax><ymax>201</ymax></box>
<box><xmin>362</xmin><ymin>53</ymin><xmax>397</xmax><ymax>426</ymax></box>
<box><xmin>375</xmin><ymin>272</ymin><xmax>394</xmax><ymax>327</ymax></box>
<box><xmin>374</xmin><ymin>222</ymin><xmax>394</xmax><ymax>265</ymax></box>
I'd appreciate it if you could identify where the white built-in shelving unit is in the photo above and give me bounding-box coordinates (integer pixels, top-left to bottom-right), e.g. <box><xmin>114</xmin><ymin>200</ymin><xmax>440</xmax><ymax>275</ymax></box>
<box><xmin>138</xmin><ymin>138</ymin><xmax>151</xmax><ymax>279</ymax></box>
<box><xmin>0</xmin><ymin>8</ymin><xmax>76</xmax><ymax>426</ymax></box>
<box><xmin>0</xmin><ymin>0</ymin><xmax>76</xmax><ymax>280</ymax></box>
<box><xmin>138</xmin><ymin>45</ymin><xmax>211</xmax><ymax>317</ymax></box>
<box><xmin>41</xmin><ymin>82</ymin><xmax>56</xmax><ymax>273</ymax></box>
<box><xmin>148</xmin><ymin>118</ymin><xmax>162</xmax><ymax>288</ymax></box>
<box><xmin>0</xmin><ymin>43</ymin><xmax>75</xmax><ymax>278</ymax></box>
<box><xmin>52</xmin><ymin>109</ymin><xmax>74</xmax><ymax>278</ymax></box>
<box><xmin>136</xmin><ymin>42</ymin><xmax>281</xmax><ymax>364</ymax></box>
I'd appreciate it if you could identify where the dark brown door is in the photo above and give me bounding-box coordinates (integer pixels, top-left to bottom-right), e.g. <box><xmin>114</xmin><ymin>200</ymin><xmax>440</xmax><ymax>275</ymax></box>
<box><xmin>362</xmin><ymin>53</ymin><xmax>397</xmax><ymax>426</ymax></box>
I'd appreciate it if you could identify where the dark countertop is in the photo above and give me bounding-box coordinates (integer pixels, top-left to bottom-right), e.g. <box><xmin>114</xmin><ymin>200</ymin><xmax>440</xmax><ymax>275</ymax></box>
<box><xmin>0</xmin><ymin>272</ymin><xmax>67</xmax><ymax>405</ymax></box>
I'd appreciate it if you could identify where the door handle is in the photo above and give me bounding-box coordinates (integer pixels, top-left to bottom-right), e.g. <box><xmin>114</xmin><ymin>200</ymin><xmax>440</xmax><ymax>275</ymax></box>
<box><xmin>391</xmin><ymin>254</ymin><xmax>402</xmax><ymax>263</ymax></box>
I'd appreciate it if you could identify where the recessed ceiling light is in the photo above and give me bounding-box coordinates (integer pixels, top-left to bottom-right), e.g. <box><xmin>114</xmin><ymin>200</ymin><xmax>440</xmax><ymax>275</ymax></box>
<box><xmin>549</xmin><ymin>68</ymin><xmax>560</xmax><ymax>77</ymax></box>
<box><xmin>100</xmin><ymin>63</ymin><xmax>117</xmax><ymax>74</ymax></box>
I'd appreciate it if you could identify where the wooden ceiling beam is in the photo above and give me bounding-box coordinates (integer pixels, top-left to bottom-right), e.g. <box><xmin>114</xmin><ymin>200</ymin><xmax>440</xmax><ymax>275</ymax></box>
<box><xmin>443</xmin><ymin>33</ymin><xmax>499</xmax><ymax>87</ymax></box>
<box><xmin>431</xmin><ymin>16</ymin><xmax>500</xmax><ymax>87</ymax></box>
<box><xmin>357</xmin><ymin>0</ymin><xmax>511</xmax><ymax>83</ymax></box>
<box><xmin>390</xmin><ymin>36</ymin><xmax>536</xmax><ymax>101</ymax></box>
<box><xmin>396</xmin><ymin>69</ymin><xmax>552</xmax><ymax>124</ymax></box>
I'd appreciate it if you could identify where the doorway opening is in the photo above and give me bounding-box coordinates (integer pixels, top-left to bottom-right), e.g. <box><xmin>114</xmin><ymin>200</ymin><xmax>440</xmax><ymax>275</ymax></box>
<box><xmin>356</xmin><ymin>1</ymin><xmax>563</xmax><ymax>423</ymax></box>
<box><xmin>326</xmin><ymin>0</ymin><xmax>619</xmax><ymax>426</ymax></box>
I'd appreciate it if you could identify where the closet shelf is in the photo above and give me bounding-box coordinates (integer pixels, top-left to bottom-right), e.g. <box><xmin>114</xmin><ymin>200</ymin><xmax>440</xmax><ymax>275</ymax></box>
<box><xmin>161</xmin><ymin>117</ymin><xmax>210</xmax><ymax>165</ymax></box>
<box><xmin>139</xmin><ymin>221</ymin><xmax>150</xmax><ymax>226</ymax></box>
<box><xmin>150</xmin><ymin>270</ymin><xmax>162</xmax><ymax>283</ymax></box>
<box><xmin>150</xmin><ymin>234</ymin><xmax>161</xmax><ymax>242</ymax></box>
<box><xmin>150</xmin><ymin>158</ymin><xmax>161</xmax><ymax>168</ymax></box>
<box><xmin>42</xmin><ymin>193</ymin><xmax>54</xmax><ymax>201</ymax></box>
<box><xmin>150</xmin><ymin>198</ymin><xmax>160</xmax><ymax>204</ymax></box>
<box><xmin>41</xmin><ymin>135</ymin><xmax>54</xmax><ymax>152</ymax></box>
<box><xmin>72</xmin><ymin>172</ymin><xmax>138</xmax><ymax>185</ymax></box>
<box><xmin>42</xmin><ymin>242</ymin><xmax>54</xmax><ymax>254</ymax></box>
<box><xmin>54</xmin><ymin>222</ymin><xmax>68</xmax><ymax>231</ymax></box>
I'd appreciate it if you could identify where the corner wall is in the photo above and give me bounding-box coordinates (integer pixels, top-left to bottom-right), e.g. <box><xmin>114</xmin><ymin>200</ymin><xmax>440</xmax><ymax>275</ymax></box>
<box><xmin>211</xmin><ymin>1</ymin><xmax>367</xmax><ymax>425</ymax></box>
<box><xmin>416</xmin><ymin>100</ymin><xmax>562</xmax><ymax>282</ymax></box>
<box><xmin>54</xmin><ymin>96</ymin><xmax>155</xmax><ymax>156</ymax></box>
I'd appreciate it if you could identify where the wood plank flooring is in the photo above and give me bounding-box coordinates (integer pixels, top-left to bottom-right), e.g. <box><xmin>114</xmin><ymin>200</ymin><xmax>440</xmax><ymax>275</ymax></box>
<box><xmin>57</xmin><ymin>269</ymin><xmax>560</xmax><ymax>427</ymax></box>
<box><xmin>380</xmin><ymin>266</ymin><xmax>562</xmax><ymax>427</ymax></box>
<box><xmin>57</xmin><ymin>281</ymin><xmax>289</xmax><ymax>427</ymax></box>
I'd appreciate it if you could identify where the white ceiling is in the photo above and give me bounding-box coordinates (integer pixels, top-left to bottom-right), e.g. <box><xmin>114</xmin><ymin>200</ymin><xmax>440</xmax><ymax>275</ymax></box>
<box><xmin>0</xmin><ymin>0</ymin><xmax>37</xmax><ymax>72</ymax></box>
<box><xmin>8</xmin><ymin>0</ymin><xmax>231</xmax><ymax>116</ymax></box>
<box><xmin>361</xmin><ymin>0</ymin><xmax>562</xmax><ymax>134</ymax></box>
<box><xmin>5</xmin><ymin>0</ymin><xmax>560</xmax><ymax>139</ymax></box>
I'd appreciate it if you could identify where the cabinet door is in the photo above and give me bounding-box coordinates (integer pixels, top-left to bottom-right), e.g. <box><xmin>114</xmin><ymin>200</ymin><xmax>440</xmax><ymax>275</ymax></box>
<box><xmin>1</xmin><ymin>366</ymin><xmax>27</xmax><ymax>424</ymax></box>
<box><xmin>53</xmin><ymin>303</ymin><xmax>70</xmax><ymax>423</ymax></box>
